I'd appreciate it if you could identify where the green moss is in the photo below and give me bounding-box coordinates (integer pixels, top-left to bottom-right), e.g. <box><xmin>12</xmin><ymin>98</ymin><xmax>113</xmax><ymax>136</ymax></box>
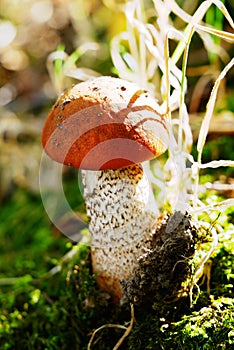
<box><xmin>169</xmin><ymin>298</ymin><xmax>234</xmax><ymax>349</ymax></box>
<box><xmin>0</xmin><ymin>242</ymin><xmax>131</xmax><ymax>350</ymax></box>
<box><xmin>0</xmin><ymin>187</ymin><xmax>233</xmax><ymax>349</ymax></box>
<box><xmin>0</xmin><ymin>189</ymin><xmax>69</xmax><ymax>278</ymax></box>
<box><xmin>1</xmin><ymin>240</ymin><xmax>233</xmax><ymax>349</ymax></box>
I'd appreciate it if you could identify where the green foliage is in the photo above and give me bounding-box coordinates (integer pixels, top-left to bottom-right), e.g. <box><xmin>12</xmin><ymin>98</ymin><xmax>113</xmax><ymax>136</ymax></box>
<box><xmin>201</xmin><ymin>136</ymin><xmax>234</xmax><ymax>164</ymax></box>
<box><xmin>192</xmin><ymin>135</ymin><xmax>234</xmax><ymax>179</ymax></box>
<box><xmin>205</xmin><ymin>0</ymin><xmax>225</xmax><ymax>64</ymax></box>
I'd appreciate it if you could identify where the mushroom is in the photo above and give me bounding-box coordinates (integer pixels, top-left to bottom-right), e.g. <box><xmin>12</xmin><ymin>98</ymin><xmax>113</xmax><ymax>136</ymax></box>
<box><xmin>42</xmin><ymin>76</ymin><xmax>169</xmax><ymax>302</ymax></box>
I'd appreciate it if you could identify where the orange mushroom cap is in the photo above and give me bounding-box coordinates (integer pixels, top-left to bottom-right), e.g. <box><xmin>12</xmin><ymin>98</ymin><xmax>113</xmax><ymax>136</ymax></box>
<box><xmin>42</xmin><ymin>76</ymin><xmax>169</xmax><ymax>170</ymax></box>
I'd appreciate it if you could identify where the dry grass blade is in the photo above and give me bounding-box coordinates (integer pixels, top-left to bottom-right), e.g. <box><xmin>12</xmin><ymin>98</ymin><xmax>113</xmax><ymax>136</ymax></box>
<box><xmin>177</xmin><ymin>26</ymin><xmax>194</xmax><ymax>151</ymax></box>
<box><xmin>111</xmin><ymin>32</ymin><xmax>138</xmax><ymax>83</ymax></box>
<box><xmin>46</xmin><ymin>49</ymin><xmax>68</xmax><ymax>95</ymax></box>
<box><xmin>197</xmin><ymin>57</ymin><xmax>234</xmax><ymax>160</ymax></box>
<box><xmin>192</xmin><ymin>199</ymin><xmax>234</xmax><ymax>214</ymax></box>
<box><xmin>198</xmin><ymin>161</ymin><xmax>234</xmax><ymax>169</ymax></box>
<box><xmin>170</xmin><ymin>0</ymin><xmax>234</xmax><ymax>64</ymax></box>
<box><xmin>46</xmin><ymin>42</ymin><xmax>101</xmax><ymax>94</ymax></box>
<box><xmin>65</xmin><ymin>67</ymin><xmax>100</xmax><ymax>81</ymax></box>
<box><xmin>196</xmin><ymin>24</ymin><xmax>234</xmax><ymax>42</ymax></box>
<box><xmin>166</xmin><ymin>0</ymin><xmax>234</xmax><ymax>29</ymax></box>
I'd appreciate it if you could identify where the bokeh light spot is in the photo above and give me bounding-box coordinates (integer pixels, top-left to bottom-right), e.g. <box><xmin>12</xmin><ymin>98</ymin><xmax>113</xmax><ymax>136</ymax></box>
<box><xmin>0</xmin><ymin>21</ymin><xmax>16</xmax><ymax>48</ymax></box>
<box><xmin>30</xmin><ymin>0</ymin><xmax>53</xmax><ymax>23</ymax></box>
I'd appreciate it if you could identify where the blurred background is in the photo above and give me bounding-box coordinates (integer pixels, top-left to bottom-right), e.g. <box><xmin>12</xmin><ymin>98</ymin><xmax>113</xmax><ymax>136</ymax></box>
<box><xmin>0</xmin><ymin>6</ymin><xmax>123</xmax><ymax>344</ymax></box>
<box><xmin>0</xmin><ymin>0</ymin><xmax>123</xmax><ymax>300</ymax></box>
<box><xmin>0</xmin><ymin>0</ymin><xmax>123</xmax><ymax>199</ymax></box>
<box><xmin>0</xmin><ymin>0</ymin><xmax>234</xmax><ymax>348</ymax></box>
<box><xmin>0</xmin><ymin>0</ymin><xmax>233</xmax><ymax>199</ymax></box>
<box><xmin>0</xmin><ymin>0</ymin><xmax>234</xmax><ymax>319</ymax></box>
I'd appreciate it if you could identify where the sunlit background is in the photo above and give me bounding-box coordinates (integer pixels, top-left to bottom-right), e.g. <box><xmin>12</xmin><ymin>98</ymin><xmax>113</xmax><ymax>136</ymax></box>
<box><xmin>0</xmin><ymin>0</ymin><xmax>234</xmax><ymax>348</ymax></box>
<box><xmin>0</xmin><ymin>0</ymin><xmax>234</xmax><ymax>257</ymax></box>
<box><xmin>0</xmin><ymin>0</ymin><xmax>234</xmax><ymax>201</ymax></box>
<box><xmin>0</xmin><ymin>0</ymin><xmax>127</xmax><ymax>199</ymax></box>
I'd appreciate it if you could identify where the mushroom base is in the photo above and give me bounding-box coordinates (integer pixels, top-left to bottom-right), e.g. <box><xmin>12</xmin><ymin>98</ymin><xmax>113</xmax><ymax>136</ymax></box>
<box><xmin>91</xmin><ymin>237</ymin><xmax>153</xmax><ymax>302</ymax></box>
<box><xmin>82</xmin><ymin>164</ymin><xmax>159</xmax><ymax>302</ymax></box>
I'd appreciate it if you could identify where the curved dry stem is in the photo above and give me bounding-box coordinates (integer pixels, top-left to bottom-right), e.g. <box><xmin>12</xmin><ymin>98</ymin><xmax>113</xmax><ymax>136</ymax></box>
<box><xmin>87</xmin><ymin>304</ymin><xmax>134</xmax><ymax>350</ymax></box>
<box><xmin>113</xmin><ymin>304</ymin><xmax>135</xmax><ymax>350</ymax></box>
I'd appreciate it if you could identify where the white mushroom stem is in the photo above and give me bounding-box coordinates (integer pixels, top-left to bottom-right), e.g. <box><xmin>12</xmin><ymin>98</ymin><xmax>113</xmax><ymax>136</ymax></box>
<box><xmin>82</xmin><ymin>163</ymin><xmax>159</xmax><ymax>302</ymax></box>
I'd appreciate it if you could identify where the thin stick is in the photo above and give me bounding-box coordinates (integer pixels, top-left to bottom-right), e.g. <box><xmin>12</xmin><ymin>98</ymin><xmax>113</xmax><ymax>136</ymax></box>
<box><xmin>113</xmin><ymin>303</ymin><xmax>135</xmax><ymax>350</ymax></box>
<box><xmin>87</xmin><ymin>325</ymin><xmax>127</xmax><ymax>350</ymax></box>
<box><xmin>87</xmin><ymin>303</ymin><xmax>134</xmax><ymax>350</ymax></box>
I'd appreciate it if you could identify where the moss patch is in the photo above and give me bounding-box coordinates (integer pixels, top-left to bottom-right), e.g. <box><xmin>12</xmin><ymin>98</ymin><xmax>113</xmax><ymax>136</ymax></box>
<box><xmin>0</xmin><ymin>188</ymin><xmax>233</xmax><ymax>349</ymax></box>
